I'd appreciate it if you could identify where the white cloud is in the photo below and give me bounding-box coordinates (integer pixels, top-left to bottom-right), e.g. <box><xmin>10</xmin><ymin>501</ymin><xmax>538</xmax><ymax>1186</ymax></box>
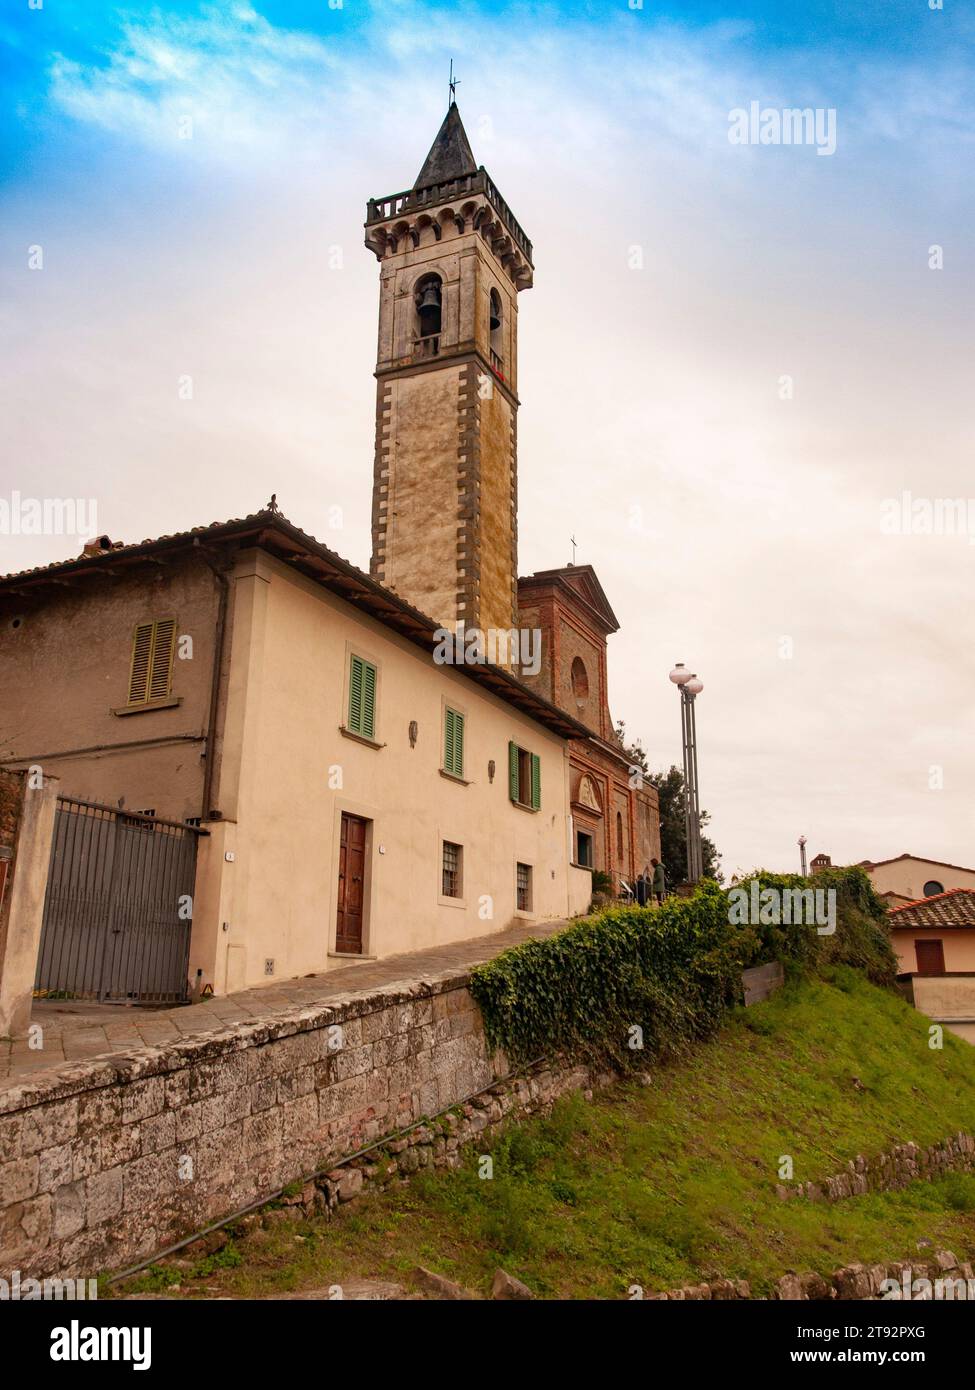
<box><xmin>49</xmin><ymin>4</ymin><xmax>340</xmax><ymax>155</ymax></box>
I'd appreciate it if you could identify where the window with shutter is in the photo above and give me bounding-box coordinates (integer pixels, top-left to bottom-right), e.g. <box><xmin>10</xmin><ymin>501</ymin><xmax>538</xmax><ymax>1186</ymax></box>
<box><xmin>127</xmin><ymin>619</ymin><xmax>177</xmax><ymax>706</ymax></box>
<box><xmin>128</xmin><ymin>623</ymin><xmax>153</xmax><ymax>704</ymax></box>
<box><xmin>444</xmin><ymin>708</ymin><xmax>464</xmax><ymax>777</ymax></box>
<box><xmin>508</xmin><ymin>741</ymin><xmax>519</xmax><ymax>800</ymax></box>
<box><xmin>348</xmin><ymin>655</ymin><xmax>377</xmax><ymax>738</ymax></box>
<box><xmin>148</xmin><ymin>619</ymin><xmax>176</xmax><ymax>702</ymax></box>
<box><xmin>508</xmin><ymin>741</ymin><xmax>541</xmax><ymax>809</ymax></box>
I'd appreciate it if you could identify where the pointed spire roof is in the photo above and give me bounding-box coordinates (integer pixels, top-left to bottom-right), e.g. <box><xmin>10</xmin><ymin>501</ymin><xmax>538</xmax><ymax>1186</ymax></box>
<box><xmin>414</xmin><ymin>103</ymin><xmax>478</xmax><ymax>187</ymax></box>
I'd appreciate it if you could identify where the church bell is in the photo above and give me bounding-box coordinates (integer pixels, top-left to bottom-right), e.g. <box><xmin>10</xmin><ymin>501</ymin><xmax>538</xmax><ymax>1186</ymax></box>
<box><xmin>489</xmin><ymin>299</ymin><xmax>501</xmax><ymax>332</ymax></box>
<box><xmin>417</xmin><ymin>282</ymin><xmax>442</xmax><ymax>323</ymax></box>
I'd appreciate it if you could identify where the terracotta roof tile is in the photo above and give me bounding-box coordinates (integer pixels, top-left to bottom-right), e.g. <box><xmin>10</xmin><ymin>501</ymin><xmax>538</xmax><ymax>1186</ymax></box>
<box><xmin>887</xmin><ymin>888</ymin><xmax>975</xmax><ymax>929</ymax></box>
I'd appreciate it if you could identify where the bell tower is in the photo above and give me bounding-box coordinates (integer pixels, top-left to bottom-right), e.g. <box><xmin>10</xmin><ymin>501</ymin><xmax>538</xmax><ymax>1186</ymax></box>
<box><xmin>364</xmin><ymin>102</ymin><xmax>533</xmax><ymax>636</ymax></box>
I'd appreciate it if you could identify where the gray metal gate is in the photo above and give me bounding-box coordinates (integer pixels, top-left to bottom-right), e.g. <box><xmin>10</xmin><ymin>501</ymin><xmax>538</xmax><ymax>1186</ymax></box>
<box><xmin>34</xmin><ymin>797</ymin><xmax>206</xmax><ymax>1005</ymax></box>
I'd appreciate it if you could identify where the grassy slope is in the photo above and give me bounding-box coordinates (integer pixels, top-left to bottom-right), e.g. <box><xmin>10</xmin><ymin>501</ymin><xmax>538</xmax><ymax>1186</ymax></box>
<box><xmin>117</xmin><ymin>968</ymin><xmax>975</xmax><ymax>1300</ymax></box>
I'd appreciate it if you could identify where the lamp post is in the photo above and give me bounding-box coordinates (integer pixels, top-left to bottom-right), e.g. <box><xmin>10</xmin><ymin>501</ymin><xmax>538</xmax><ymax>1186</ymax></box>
<box><xmin>798</xmin><ymin>835</ymin><xmax>807</xmax><ymax>876</ymax></box>
<box><xmin>669</xmin><ymin>663</ymin><xmax>704</xmax><ymax>884</ymax></box>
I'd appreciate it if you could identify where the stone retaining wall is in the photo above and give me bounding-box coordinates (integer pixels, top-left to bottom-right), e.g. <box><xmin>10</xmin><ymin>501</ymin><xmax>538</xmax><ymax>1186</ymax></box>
<box><xmin>643</xmin><ymin>1251</ymin><xmax>974</xmax><ymax>1301</ymax></box>
<box><xmin>775</xmin><ymin>1133</ymin><xmax>975</xmax><ymax>1203</ymax></box>
<box><xmin>0</xmin><ymin>969</ymin><xmax>598</xmax><ymax>1281</ymax></box>
<box><xmin>4</xmin><ymin>950</ymin><xmax>970</xmax><ymax>1285</ymax></box>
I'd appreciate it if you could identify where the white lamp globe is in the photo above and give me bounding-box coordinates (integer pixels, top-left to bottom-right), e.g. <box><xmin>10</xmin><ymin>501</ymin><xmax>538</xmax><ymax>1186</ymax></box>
<box><xmin>684</xmin><ymin>675</ymin><xmax>703</xmax><ymax>695</ymax></box>
<box><xmin>669</xmin><ymin>663</ymin><xmax>691</xmax><ymax>685</ymax></box>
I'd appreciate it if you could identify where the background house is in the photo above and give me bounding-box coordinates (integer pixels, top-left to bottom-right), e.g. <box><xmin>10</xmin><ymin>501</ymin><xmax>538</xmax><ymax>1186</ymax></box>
<box><xmin>858</xmin><ymin>854</ymin><xmax>975</xmax><ymax>907</ymax></box>
<box><xmin>812</xmin><ymin>851</ymin><xmax>975</xmax><ymax>908</ymax></box>
<box><xmin>888</xmin><ymin>889</ymin><xmax>975</xmax><ymax>1044</ymax></box>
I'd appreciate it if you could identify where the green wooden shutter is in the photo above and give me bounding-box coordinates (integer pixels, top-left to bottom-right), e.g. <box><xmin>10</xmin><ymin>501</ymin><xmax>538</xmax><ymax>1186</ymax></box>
<box><xmin>508</xmin><ymin>741</ymin><xmax>519</xmax><ymax>801</ymax></box>
<box><xmin>444</xmin><ymin>709</ymin><xmax>464</xmax><ymax>777</ymax></box>
<box><xmin>349</xmin><ymin>655</ymin><xmax>376</xmax><ymax>736</ymax></box>
<box><xmin>454</xmin><ymin>711</ymin><xmax>464</xmax><ymax>777</ymax></box>
<box><xmin>361</xmin><ymin>660</ymin><xmax>376</xmax><ymax>739</ymax></box>
<box><xmin>530</xmin><ymin>752</ymin><xmax>541</xmax><ymax>810</ymax></box>
<box><xmin>444</xmin><ymin>709</ymin><xmax>455</xmax><ymax>772</ymax></box>
<box><xmin>348</xmin><ymin>655</ymin><xmax>364</xmax><ymax>732</ymax></box>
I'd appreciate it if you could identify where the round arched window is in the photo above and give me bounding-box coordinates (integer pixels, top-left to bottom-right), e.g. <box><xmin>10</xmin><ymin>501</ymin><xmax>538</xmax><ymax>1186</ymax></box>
<box><xmin>571</xmin><ymin>657</ymin><xmax>589</xmax><ymax>702</ymax></box>
<box><xmin>489</xmin><ymin>288</ymin><xmax>503</xmax><ymax>358</ymax></box>
<box><xmin>923</xmin><ymin>880</ymin><xmax>944</xmax><ymax>897</ymax></box>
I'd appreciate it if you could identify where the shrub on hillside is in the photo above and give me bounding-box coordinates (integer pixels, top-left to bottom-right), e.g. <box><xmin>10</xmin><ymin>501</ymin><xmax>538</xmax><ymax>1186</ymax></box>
<box><xmin>733</xmin><ymin>866</ymin><xmax>897</xmax><ymax>987</ymax></box>
<box><xmin>470</xmin><ymin>866</ymin><xmax>897</xmax><ymax>1066</ymax></box>
<box><xmin>471</xmin><ymin>881</ymin><xmax>743</xmax><ymax>1068</ymax></box>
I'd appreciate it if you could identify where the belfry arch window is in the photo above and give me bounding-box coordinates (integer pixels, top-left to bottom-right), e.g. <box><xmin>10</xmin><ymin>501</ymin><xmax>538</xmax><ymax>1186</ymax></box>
<box><xmin>570</xmin><ymin>656</ymin><xmax>589</xmax><ymax>705</ymax></box>
<box><xmin>489</xmin><ymin>288</ymin><xmax>503</xmax><ymax>366</ymax></box>
<box><xmin>414</xmin><ymin>273</ymin><xmax>442</xmax><ymax>344</ymax></box>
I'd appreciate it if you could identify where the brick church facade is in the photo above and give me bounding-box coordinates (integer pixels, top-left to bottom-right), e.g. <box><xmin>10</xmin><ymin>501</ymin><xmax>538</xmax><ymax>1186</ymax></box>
<box><xmin>518</xmin><ymin>567</ymin><xmax>659</xmax><ymax>884</ymax></box>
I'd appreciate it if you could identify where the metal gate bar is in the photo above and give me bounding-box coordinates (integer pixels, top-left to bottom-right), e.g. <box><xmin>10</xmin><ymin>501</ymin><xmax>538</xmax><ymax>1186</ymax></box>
<box><xmin>34</xmin><ymin>797</ymin><xmax>207</xmax><ymax>1005</ymax></box>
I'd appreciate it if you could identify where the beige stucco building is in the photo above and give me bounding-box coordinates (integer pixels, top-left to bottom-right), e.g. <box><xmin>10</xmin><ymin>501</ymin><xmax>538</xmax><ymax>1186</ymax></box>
<box><xmin>859</xmin><ymin>854</ymin><xmax>975</xmax><ymax>907</ymax></box>
<box><xmin>0</xmin><ymin>513</ymin><xmax>593</xmax><ymax>997</ymax></box>
<box><xmin>0</xmin><ymin>106</ymin><xmax>658</xmax><ymax>1009</ymax></box>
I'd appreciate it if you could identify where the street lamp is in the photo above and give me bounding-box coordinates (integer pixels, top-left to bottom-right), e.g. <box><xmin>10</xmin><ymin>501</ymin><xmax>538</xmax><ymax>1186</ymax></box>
<box><xmin>669</xmin><ymin>663</ymin><xmax>704</xmax><ymax>884</ymax></box>
<box><xmin>798</xmin><ymin>835</ymin><xmax>807</xmax><ymax>876</ymax></box>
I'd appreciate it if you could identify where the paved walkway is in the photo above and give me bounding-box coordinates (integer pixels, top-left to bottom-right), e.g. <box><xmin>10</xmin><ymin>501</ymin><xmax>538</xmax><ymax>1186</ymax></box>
<box><xmin>0</xmin><ymin>918</ymin><xmax>570</xmax><ymax>1089</ymax></box>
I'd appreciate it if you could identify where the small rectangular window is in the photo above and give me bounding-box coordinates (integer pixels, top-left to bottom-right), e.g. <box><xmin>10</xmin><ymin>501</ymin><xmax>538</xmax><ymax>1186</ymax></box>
<box><xmin>915</xmin><ymin>939</ymin><xmax>945</xmax><ymax>975</ymax></box>
<box><xmin>348</xmin><ymin>654</ymin><xmax>377</xmax><ymax>739</ymax></box>
<box><xmin>508</xmin><ymin>741</ymin><xmax>540</xmax><ymax>809</ymax></box>
<box><xmin>516</xmin><ymin>862</ymin><xmax>532</xmax><ymax>912</ymax></box>
<box><xmin>442</xmin><ymin>841</ymin><xmax>462</xmax><ymax>899</ymax></box>
<box><xmin>576</xmin><ymin>830</ymin><xmax>594</xmax><ymax>868</ymax></box>
<box><xmin>444</xmin><ymin>707</ymin><xmax>465</xmax><ymax>778</ymax></box>
<box><xmin>127</xmin><ymin>619</ymin><xmax>177</xmax><ymax>706</ymax></box>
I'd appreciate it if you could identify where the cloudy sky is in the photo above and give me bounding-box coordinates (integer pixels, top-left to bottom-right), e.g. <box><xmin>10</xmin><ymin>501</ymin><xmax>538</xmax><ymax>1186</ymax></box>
<box><xmin>2</xmin><ymin>0</ymin><xmax>973</xmax><ymax>878</ymax></box>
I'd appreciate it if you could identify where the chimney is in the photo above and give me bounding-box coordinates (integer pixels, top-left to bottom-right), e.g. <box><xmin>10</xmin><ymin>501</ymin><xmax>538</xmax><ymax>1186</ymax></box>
<box><xmin>81</xmin><ymin>535</ymin><xmax>123</xmax><ymax>558</ymax></box>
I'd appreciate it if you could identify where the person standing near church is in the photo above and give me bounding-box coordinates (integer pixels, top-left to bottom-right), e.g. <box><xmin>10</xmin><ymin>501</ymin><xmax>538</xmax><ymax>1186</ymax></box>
<box><xmin>636</xmin><ymin>867</ymin><xmax>650</xmax><ymax>906</ymax></box>
<box><xmin>651</xmin><ymin>857</ymin><xmax>667</xmax><ymax>905</ymax></box>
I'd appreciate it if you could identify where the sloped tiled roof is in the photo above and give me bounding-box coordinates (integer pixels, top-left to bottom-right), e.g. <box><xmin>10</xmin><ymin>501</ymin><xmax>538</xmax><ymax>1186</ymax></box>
<box><xmin>860</xmin><ymin>852</ymin><xmax>975</xmax><ymax>875</ymax></box>
<box><xmin>0</xmin><ymin>508</ymin><xmax>588</xmax><ymax>741</ymax></box>
<box><xmin>888</xmin><ymin>888</ymin><xmax>975</xmax><ymax>929</ymax></box>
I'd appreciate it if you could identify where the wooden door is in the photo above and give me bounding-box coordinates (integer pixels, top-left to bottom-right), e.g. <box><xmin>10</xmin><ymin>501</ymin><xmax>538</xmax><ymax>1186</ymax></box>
<box><xmin>915</xmin><ymin>939</ymin><xmax>945</xmax><ymax>975</ymax></box>
<box><xmin>336</xmin><ymin>813</ymin><xmax>368</xmax><ymax>953</ymax></box>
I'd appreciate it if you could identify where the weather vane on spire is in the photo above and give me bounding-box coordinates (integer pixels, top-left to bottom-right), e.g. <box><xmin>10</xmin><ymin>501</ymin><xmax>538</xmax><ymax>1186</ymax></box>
<box><xmin>448</xmin><ymin>59</ymin><xmax>460</xmax><ymax>108</ymax></box>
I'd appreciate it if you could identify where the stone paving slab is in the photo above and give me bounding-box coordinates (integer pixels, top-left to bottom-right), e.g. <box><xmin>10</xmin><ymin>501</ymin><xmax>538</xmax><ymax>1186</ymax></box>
<box><xmin>0</xmin><ymin>917</ymin><xmax>571</xmax><ymax>1089</ymax></box>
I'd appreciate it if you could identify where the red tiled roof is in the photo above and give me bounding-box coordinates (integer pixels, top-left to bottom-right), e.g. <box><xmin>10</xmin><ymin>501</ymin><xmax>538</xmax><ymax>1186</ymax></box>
<box><xmin>887</xmin><ymin>888</ymin><xmax>975</xmax><ymax>929</ymax></box>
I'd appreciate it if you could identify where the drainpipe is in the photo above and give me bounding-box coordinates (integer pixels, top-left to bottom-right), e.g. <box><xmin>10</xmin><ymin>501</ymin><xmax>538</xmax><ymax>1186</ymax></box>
<box><xmin>194</xmin><ymin>541</ymin><xmax>232</xmax><ymax>821</ymax></box>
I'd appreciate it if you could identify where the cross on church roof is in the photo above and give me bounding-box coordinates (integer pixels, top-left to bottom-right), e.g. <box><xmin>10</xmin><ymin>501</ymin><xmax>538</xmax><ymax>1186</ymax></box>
<box><xmin>448</xmin><ymin>59</ymin><xmax>460</xmax><ymax>108</ymax></box>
